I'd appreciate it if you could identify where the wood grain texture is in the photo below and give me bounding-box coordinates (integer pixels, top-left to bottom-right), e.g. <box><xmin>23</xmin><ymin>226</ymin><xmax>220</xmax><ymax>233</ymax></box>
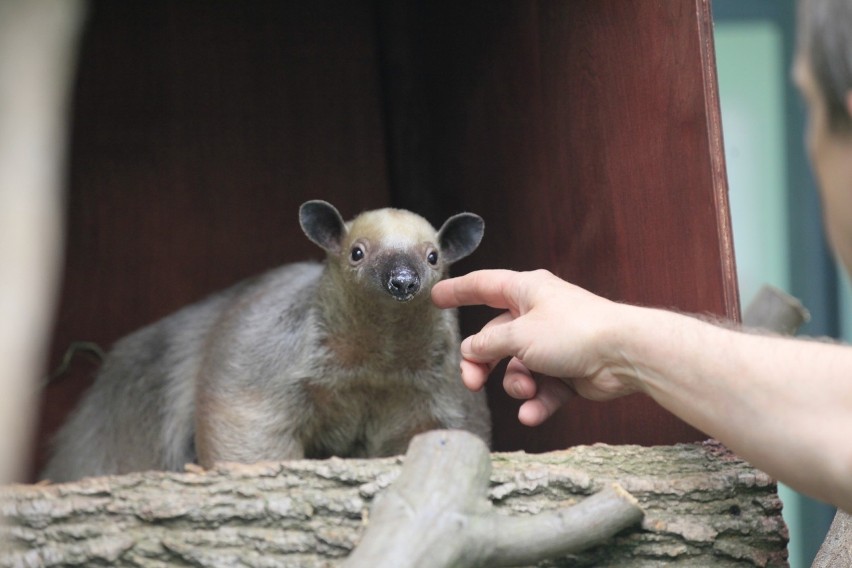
<box><xmin>380</xmin><ymin>0</ymin><xmax>737</xmax><ymax>451</ymax></box>
<box><xmin>36</xmin><ymin>0</ymin><xmax>391</xmax><ymax>477</ymax></box>
<box><xmin>35</xmin><ymin>0</ymin><xmax>739</xmax><ymax>477</ymax></box>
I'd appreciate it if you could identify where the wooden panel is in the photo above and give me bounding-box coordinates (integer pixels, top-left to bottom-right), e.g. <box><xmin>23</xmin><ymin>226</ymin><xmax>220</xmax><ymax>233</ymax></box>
<box><xmin>35</xmin><ymin>0</ymin><xmax>391</xmax><ymax>475</ymax></box>
<box><xmin>380</xmin><ymin>0</ymin><xmax>737</xmax><ymax>451</ymax></box>
<box><xmin>35</xmin><ymin>0</ymin><xmax>737</xmax><ymax>476</ymax></box>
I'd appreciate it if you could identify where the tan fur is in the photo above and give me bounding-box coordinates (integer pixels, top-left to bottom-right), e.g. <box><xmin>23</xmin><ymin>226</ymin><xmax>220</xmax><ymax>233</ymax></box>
<box><xmin>42</xmin><ymin>201</ymin><xmax>490</xmax><ymax>482</ymax></box>
<box><xmin>323</xmin><ymin>333</ymin><xmax>372</xmax><ymax>370</ymax></box>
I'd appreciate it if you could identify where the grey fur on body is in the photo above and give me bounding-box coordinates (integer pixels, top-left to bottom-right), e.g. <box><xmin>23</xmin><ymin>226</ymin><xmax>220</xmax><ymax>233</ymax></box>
<box><xmin>43</xmin><ymin>201</ymin><xmax>491</xmax><ymax>482</ymax></box>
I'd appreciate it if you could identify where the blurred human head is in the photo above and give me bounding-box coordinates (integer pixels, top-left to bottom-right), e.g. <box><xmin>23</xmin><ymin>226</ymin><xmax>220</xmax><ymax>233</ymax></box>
<box><xmin>794</xmin><ymin>0</ymin><xmax>852</xmax><ymax>275</ymax></box>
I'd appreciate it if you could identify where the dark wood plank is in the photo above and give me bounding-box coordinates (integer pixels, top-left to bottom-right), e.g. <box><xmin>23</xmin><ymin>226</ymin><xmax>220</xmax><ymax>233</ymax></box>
<box><xmin>36</xmin><ymin>0</ymin><xmax>391</xmax><ymax>476</ymax></box>
<box><xmin>35</xmin><ymin>0</ymin><xmax>737</xmax><ymax>477</ymax></box>
<box><xmin>380</xmin><ymin>0</ymin><xmax>737</xmax><ymax>451</ymax></box>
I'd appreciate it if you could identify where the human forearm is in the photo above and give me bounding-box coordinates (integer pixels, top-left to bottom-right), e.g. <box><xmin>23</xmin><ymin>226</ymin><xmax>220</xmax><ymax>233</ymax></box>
<box><xmin>432</xmin><ymin>269</ymin><xmax>852</xmax><ymax>511</ymax></box>
<box><xmin>617</xmin><ymin>306</ymin><xmax>852</xmax><ymax>511</ymax></box>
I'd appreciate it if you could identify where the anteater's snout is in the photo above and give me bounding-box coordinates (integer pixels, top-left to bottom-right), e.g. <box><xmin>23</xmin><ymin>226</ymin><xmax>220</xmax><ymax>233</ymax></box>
<box><xmin>387</xmin><ymin>267</ymin><xmax>421</xmax><ymax>301</ymax></box>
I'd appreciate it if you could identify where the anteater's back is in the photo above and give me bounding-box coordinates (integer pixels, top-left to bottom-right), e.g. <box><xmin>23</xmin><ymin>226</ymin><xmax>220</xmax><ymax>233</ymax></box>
<box><xmin>42</xmin><ymin>201</ymin><xmax>490</xmax><ymax>482</ymax></box>
<box><xmin>42</xmin><ymin>263</ymin><xmax>323</xmax><ymax>482</ymax></box>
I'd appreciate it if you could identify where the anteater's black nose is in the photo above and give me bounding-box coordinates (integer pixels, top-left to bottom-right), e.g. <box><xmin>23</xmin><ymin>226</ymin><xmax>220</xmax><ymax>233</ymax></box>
<box><xmin>387</xmin><ymin>267</ymin><xmax>420</xmax><ymax>300</ymax></box>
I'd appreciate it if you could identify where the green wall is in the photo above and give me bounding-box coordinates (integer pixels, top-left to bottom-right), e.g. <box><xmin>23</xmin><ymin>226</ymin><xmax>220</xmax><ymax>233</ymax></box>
<box><xmin>713</xmin><ymin>6</ymin><xmax>837</xmax><ymax>566</ymax></box>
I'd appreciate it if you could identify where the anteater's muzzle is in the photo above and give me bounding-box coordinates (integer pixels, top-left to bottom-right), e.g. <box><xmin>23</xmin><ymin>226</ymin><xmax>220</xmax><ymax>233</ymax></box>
<box><xmin>386</xmin><ymin>266</ymin><xmax>421</xmax><ymax>301</ymax></box>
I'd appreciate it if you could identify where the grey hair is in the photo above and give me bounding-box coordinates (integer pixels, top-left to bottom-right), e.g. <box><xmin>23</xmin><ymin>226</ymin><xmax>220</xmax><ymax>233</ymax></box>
<box><xmin>798</xmin><ymin>0</ymin><xmax>852</xmax><ymax>134</ymax></box>
<box><xmin>798</xmin><ymin>0</ymin><xmax>852</xmax><ymax>133</ymax></box>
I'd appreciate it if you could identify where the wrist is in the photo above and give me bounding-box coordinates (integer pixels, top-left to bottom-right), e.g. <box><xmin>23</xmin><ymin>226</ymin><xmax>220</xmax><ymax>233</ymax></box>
<box><xmin>603</xmin><ymin>303</ymin><xmax>652</xmax><ymax>393</ymax></box>
<box><xmin>607</xmin><ymin>304</ymin><xmax>727</xmax><ymax>396</ymax></box>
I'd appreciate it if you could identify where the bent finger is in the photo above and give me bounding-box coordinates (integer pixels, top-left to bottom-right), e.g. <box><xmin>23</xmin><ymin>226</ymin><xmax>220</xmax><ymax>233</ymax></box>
<box><xmin>460</xmin><ymin>319</ymin><xmax>525</xmax><ymax>366</ymax></box>
<box><xmin>460</xmin><ymin>358</ymin><xmax>492</xmax><ymax>392</ymax></box>
<box><xmin>503</xmin><ymin>357</ymin><xmax>537</xmax><ymax>400</ymax></box>
<box><xmin>517</xmin><ymin>377</ymin><xmax>575</xmax><ymax>426</ymax></box>
<box><xmin>480</xmin><ymin>310</ymin><xmax>514</xmax><ymax>331</ymax></box>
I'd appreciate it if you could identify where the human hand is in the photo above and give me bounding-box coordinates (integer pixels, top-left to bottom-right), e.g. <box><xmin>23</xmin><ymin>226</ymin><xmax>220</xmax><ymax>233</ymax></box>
<box><xmin>432</xmin><ymin>269</ymin><xmax>641</xmax><ymax>426</ymax></box>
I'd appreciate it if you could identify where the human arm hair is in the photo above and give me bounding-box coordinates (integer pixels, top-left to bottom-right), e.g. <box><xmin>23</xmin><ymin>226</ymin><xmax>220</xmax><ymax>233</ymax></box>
<box><xmin>617</xmin><ymin>306</ymin><xmax>852</xmax><ymax>512</ymax></box>
<box><xmin>432</xmin><ymin>269</ymin><xmax>852</xmax><ymax>512</ymax></box>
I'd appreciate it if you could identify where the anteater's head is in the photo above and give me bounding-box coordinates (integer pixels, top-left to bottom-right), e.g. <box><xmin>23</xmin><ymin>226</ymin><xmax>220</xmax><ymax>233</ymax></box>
<box><xmin>299</xmin><ymin>200</ymin><xmax>484</xmax><ymax>303</ymax></box>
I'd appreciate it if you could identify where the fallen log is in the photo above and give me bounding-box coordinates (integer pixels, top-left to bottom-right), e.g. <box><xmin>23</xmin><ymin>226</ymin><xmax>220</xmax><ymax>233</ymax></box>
<box><xmin>1</xmin><ymin>434</ymin><xmax>786</xmax><ymax>567</ymax></box>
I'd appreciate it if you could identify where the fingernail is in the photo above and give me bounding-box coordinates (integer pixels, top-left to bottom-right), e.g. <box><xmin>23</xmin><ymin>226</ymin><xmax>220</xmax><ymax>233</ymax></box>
<box><xmin>460</xmin><ymin>336</ymin><xmax>472</xmax><ymax>355</ymax></box>
<box><xmin>518</xmin><ymin>404</ymin><xmax>542</xmax><ymax>426</ymax></box>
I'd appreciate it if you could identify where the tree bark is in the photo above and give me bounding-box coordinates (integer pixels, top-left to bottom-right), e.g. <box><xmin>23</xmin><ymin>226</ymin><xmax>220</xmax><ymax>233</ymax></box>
<box><xmin>343</xmin><ymin>431</ymin><xmax>643</xmax><ymax>567</ymax></box>
<box><xmin>742</xmin><ymin>285</ymin><xmax>810</xmax><ymax>335</ymax></box>
<box><xmin>811</xmin><ymin>510</ymin><xmax>852</xmax><ymax>567</ymax></box>
<box><xmin>2</xmin><ymin>437</ymin><xmax>786</xmax><ymax>567</ymax></box>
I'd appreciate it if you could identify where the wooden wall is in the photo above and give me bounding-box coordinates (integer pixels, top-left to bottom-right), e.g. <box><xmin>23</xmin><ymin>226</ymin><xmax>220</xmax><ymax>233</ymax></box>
<box><xmin>35</xmin><ymin>0</ymin><xmax>735</xmax><ymax>476</ymax></box>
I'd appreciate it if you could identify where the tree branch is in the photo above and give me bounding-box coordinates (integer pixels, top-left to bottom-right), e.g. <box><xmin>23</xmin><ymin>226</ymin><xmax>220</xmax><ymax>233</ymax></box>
<box><xmin>343</xmin><ymin>431</ymin><xmax>643</xmax><ymax>567</ymax></box>
<box><xmin>483</xmin><ymin>483</ymin><xmax>643</xmax><ymax>566</ymax></box>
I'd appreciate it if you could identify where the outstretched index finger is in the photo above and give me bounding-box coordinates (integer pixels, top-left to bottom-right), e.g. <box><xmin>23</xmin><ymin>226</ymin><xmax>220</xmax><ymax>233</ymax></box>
<box><xmin>431</xmin><ymin>269</ymin><xmax>523</xmax><ymax>313</ymax></box>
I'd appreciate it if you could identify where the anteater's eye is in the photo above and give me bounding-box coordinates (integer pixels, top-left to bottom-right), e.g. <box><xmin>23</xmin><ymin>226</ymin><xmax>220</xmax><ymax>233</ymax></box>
<box><xmin>427</xmin><ymin>251</ymin><xmax>438</xmax><ymax>265</ymax></box>
<box><xmin>350</xmin><ymin>246</ymin><xmax>365</xmax><ymax>262</ymax></box>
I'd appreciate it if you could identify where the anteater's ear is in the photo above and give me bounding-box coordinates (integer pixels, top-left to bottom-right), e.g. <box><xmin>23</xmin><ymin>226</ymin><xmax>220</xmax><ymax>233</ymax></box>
<box><xmin>300</xmin><ymin>200</ymin><xmax>346</xmax><ymax>253</ymax></box>
<box><xmin>437</xmin><ymin>213</ymin><xmax>484</xmax><ymax>264</ymax></box>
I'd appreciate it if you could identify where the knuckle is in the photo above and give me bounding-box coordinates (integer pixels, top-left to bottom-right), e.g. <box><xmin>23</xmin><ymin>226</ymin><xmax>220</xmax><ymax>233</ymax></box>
<box><xmin>469</xmin><ymin>329</ymin><xmax>491</xmax><ymax>354</ymax></box>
